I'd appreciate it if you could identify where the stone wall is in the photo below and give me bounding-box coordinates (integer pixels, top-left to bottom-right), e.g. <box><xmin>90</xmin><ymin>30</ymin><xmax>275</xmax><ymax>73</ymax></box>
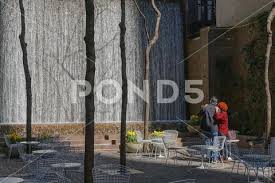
<box><xmin>0</xmin><ymin>122</ymin><xmax>185</xmax><ymax>137</ymax></box>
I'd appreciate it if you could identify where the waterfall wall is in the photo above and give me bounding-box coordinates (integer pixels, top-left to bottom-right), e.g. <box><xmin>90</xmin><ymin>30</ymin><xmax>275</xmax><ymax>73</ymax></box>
<box><xmin>0</xmin><ymin>0</ymin><xmax>185</xmax><ymax>124</ymax></box>
<box><xmin>139</xmin><ymin>0</ymin><xmax>185</xmax><ymax>121</ymax></box>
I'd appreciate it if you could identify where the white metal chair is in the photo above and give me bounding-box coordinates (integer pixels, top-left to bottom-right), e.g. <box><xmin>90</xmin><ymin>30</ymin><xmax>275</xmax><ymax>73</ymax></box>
<box><xmin>230</xmin><ymin>144</ymin><xmax>251</xmax><ymax>174</ymax></box>
<box><xmin>184</xmin><ymin>138</ymin><xmax>206</xmax><ymax>167</ymax></box>
<box><xmin>4</xmin><ymin>134</ymin><xmax>20</xmax><ymax>160</ymax></box>
<box><xmin>135</xmin><ymin>131</ymin><xmax>150</xmax><ymax>156</ymax></box>
<box><xmin>209</xmin><ymin>136</ymin><xmax>226</xmax><ymax>166</ymax></box>
<box><xmin>162</xmin><ymin>134</ymin><xmax>187</xmax><ymax>165</ymax></box>
<box><xmin>17</xmin><ymin>143</ymin><xmax>36</xmax><ymax>163</ymax></box>
<box><xmin>150</xmin><ymin>131</ymin><xmax>179</xmax><ymax>159</ymax></box>
<box><xmin>164</xmin><ymin>130</ymin><xmax>179</xmax><ymax>139</ymax></box>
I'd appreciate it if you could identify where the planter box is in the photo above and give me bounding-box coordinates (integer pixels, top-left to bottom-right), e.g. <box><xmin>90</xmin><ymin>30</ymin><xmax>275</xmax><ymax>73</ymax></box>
<box><xmin>126</xmin><ymin>143</ymin><xmax>142</xmax><ymax>153</ymax></box>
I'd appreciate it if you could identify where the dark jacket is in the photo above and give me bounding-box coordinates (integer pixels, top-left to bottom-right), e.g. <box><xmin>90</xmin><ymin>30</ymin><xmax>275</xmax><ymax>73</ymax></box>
<box><xmin>199</xmin><ymin>104</ymin><xmax>218</xmax><ymax>133</ymax></box>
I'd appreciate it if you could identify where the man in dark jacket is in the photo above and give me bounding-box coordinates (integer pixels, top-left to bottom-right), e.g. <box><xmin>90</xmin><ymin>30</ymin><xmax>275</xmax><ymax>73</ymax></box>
<box><xmin>200</xmin><ymin>96</ymin><xmax>218</xmax><ymax>136</ymax></box>
<box><xmin>199</xmin><ymin>96</ymin><xmax>219</xmax><ymax>162</ymax></box>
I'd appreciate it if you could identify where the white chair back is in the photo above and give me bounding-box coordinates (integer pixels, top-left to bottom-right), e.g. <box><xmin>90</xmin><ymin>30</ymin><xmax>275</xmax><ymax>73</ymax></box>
<box><xmin>164</xmin><ymin>130</ymin><xmax>178</xmax><ymax>138</ymax></box>
<box><xmin>213</xmin><ymin>136</ymin><xmax>226</xmax><ymax>151</ymax></box>
<box><xmin>162</xmin><ymin>134</ymin><xmax>177</xmax><ymax>148</ymax></box>
<box><xmin>4</xmin><ymin>134</ymin><xmax>11</xmax><ymax>148</ymax></box>
<box><xmin>135</xmin><ymin>130</ymin><xmax>143</xmax><ymax>143</ymax></box>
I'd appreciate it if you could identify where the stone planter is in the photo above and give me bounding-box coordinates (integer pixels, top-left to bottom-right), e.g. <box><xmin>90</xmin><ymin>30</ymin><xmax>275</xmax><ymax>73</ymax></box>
<box><xmin>186</xmin><ymin>125</ymin><xmax>200</xmax><ymax>134</ymax></box>
<box><xmin>126</xmin><ymin>143</ymin><xmax>143</xmax><ymax>153</ymax></box>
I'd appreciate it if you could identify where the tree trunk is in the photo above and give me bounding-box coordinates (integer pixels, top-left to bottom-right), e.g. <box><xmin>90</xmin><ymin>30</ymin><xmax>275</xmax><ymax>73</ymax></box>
<box><xmin>119</xmin><ymin>0</ymin><xmax>127</xmax><ymax>166</ymax></box>
<box><xmin>19</xmin><ymin>0</ymin><xmax>32</xmax><ymax>153</ymax></box>
<box><xmin>144</xmin><ymin>0</ymin><xmax>161</xmax><ymax>140</ymax></box>
<box><xmin>265</xmin><ymin>1</ymin><xmax>275</xmax><ymax>143</ymax></box>
<box><xmin>84</xmin><ymin>0</ymin><xmax>96</xmax><ymax>182</ymax></box>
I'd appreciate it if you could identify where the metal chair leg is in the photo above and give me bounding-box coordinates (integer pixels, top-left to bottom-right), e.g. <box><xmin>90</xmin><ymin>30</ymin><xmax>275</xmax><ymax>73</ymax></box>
<box><xmin>244</xmin><ymin>166</ymin><xmax>247</xmax><ymax>176</ymax></box>
<box><xmin>136</xmin><ymin>148</ymin><xmax>139</xmax><ymax>157</ymax></box>
<box><xmin>221</xmin><ymin>157</ymin><xmax>224</xmax><ymax>167</ymax></box>
<box><xmin>231</xmin><ymin>161</ymin><xmax>236</xmax><ymax>173</ymax></box>
<box><xmin>248</xmin><ymin>168</ymin><xmax>251</xmax><ymax>183</ymax></box>
<box><xmin>155</xmin><ymin>147</ymin><xmax>157</xmax><ymax>159</ymax></box>
<box><xmin>165</xmin><ymin>150</ymin><xmax>169</xmax><ymax>165</ymax></box>
<box><xmin>8</xmin><ymin>147</ymin><xmax>13</xmax><ymax>161</ymax></box>
<box><xmin>174</xmin><ymin>150</ymin><xmax>177</xmax><ymax>165</ymax></box>
<box><xmin>237</xmin><ymin>162</ymin><xmax>241</xmax><ymax>174</ymax></box>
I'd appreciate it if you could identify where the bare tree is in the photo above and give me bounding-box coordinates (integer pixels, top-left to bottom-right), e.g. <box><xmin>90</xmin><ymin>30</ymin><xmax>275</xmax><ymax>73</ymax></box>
<box><xmin>84</xmin><ymin>0</ymin><xmax>96</xmax><ymax>182</ymax></box>
<box><xmin>119</xmin><ymin>0</ymin><xmax>127</xmax><ymax>166</ymax></box>
<box><xmin>19</xmin><ymin>0</ymin><xmax>32</xmax><ymax>153</ymax></box>
<box><xmin>265</xmin><ymin>1</ymin><xmax>274</xmax><ymax>142</ymax></box>
<box><xmin>143</xmin><ymin>0</ymin><xmax>161</xmax><ymax>140</ymax></box>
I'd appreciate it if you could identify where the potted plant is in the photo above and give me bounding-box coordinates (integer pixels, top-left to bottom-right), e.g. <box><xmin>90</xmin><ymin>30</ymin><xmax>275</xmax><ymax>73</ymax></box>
<box><xmin>8</xmin><ymin>132</ymin><xmax>22</xmax><ymax>144</ymax></box>
<box><xmin>126</xmin><ymin>130</ymin><xmax>142</xmax><ymax>153</ymax></box>
<box><xmin>187</xmin><ymin>115</ymin><xmax>201</xmax><ymax>134</ymax></box>
<box><xmin>37</xmin><ymin>131</ymin><xmax>53</xmax><ymax>143</ymax></box>
<box><xmin>151</xmin><ymin>130</ymin><xmax>164</xmax><ymax>139</ymax></box>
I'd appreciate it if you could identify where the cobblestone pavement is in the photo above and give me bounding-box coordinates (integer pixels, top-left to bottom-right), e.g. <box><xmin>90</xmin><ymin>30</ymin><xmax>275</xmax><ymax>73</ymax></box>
<box><xmin>100</xmin><ymin>152</ymin><xmax>252</xmax><ymax>183</ymax></box>
<box><xmin>0</xmin><ymin>152</ymin><xmax>271</xmax><ymax>183</ymax></box>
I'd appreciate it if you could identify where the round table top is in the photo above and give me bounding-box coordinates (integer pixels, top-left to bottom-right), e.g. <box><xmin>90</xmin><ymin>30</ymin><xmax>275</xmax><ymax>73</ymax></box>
<box><xmin>151</xmin><ymin>138</ymin><xmax>162</xmax><ymax>143</ymax></box>
<box><xmin>0</xmin><ymin>177</ymin><xmax>24</xmax><ymax>183</ymax></box>
<box><xmin>142</xmin><ymin>139</ymin><xmax>152</xmax><ymax>143</ymax></box>
<box><xmin>20</xmin><ymin>141</ymin><xmax>40</xmax><ymax>145</ymax></box>
<box><xmin>243</xmin><ymin>154</ymin><xmax>271</xmax><ymax>159</ymax></box>
<box><xmin>227</xmin><ymin>139</ymin><xmax>240</xmax><ymax>143</ymax></box>
<box><xmin>191</xmin><ymin>145</ymin><xmax>211</xmax><ymax>149</ymax></box>
<box><xmin>32</xmin><ymin>149</ymin><xmax>57</xmax><ymax>154</ymax></box>
<box><xmin>51</xmin><ymin>162</ymin><xmax>81</xmax><ymax>168</ymax></box>
<box><xmin>168</xmin><ymin>146</ymin><xmax>187</xmax><ymax>150</ymax></box>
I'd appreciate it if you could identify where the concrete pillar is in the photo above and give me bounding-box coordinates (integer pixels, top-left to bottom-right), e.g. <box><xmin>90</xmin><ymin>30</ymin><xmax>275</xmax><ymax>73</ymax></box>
<box><xmin>186</xmin><ymin>27</ymin><xmax>210</xmax><ymax>117</ymax></box>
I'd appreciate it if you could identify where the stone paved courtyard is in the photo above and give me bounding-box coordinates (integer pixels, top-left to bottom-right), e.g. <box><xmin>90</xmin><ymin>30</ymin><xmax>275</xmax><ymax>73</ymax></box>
<box><xmin>0</xmin><ymin>151</ymin><xmax>270</xmax><ymax>183</ymax></box>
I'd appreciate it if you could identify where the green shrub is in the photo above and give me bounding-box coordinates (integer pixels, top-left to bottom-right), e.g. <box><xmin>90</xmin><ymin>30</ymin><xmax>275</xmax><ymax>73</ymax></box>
<box><xmin>188</xmin><ymin>115</ymin><xmax>201</xmax><ymax>126</ymax></box>
<box><xmin>8</xmin><ymin>132</ymin><xmax>22</xmax><ymax>144</ymax></box>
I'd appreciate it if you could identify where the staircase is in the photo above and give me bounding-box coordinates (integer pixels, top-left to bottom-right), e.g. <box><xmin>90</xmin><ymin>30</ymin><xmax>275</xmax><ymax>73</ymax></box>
<box><xmin>0</xmin><ymin>134</ymin><xmax>185</xmax><ymax>153</ymax></box>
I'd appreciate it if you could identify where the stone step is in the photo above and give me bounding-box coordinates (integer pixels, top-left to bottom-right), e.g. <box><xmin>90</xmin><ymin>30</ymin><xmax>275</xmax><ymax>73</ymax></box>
<box><xmin>59</xmin><ymin>138</ymin><xmax>119</xmax><ymax>146</ymax></box>
<box><xmin>59</xmin><ymin>135</ymin><xmax>185</xmax><ymax>151</ymax></box>
<box><xmin>59</xmin><ymin>134</ymin><xmax>119</xmax><ymax>140</ymax></box>
<box><xmin>70</xmin><ymin>143</ymin><xmax>119</xmax><ymax>151</ymax></box>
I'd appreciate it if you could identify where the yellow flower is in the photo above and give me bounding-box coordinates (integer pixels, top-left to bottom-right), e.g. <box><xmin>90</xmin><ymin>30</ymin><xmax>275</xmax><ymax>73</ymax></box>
<box><xmin>151</xmin><ymin>130</ymin><xmax>164</xmax><ymax>137</ymax></box>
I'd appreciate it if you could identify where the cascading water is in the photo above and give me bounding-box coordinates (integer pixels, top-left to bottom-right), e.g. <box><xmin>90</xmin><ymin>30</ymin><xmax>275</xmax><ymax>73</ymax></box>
<box><xmin>0</xmin><ymin>0</ymin><xmax>185</xmax><ymax>124</ymax></box>
<box><xmin>138</xmin><ymin>0</ymin><xmax>185</xmax><ymax>121</ymax></box>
